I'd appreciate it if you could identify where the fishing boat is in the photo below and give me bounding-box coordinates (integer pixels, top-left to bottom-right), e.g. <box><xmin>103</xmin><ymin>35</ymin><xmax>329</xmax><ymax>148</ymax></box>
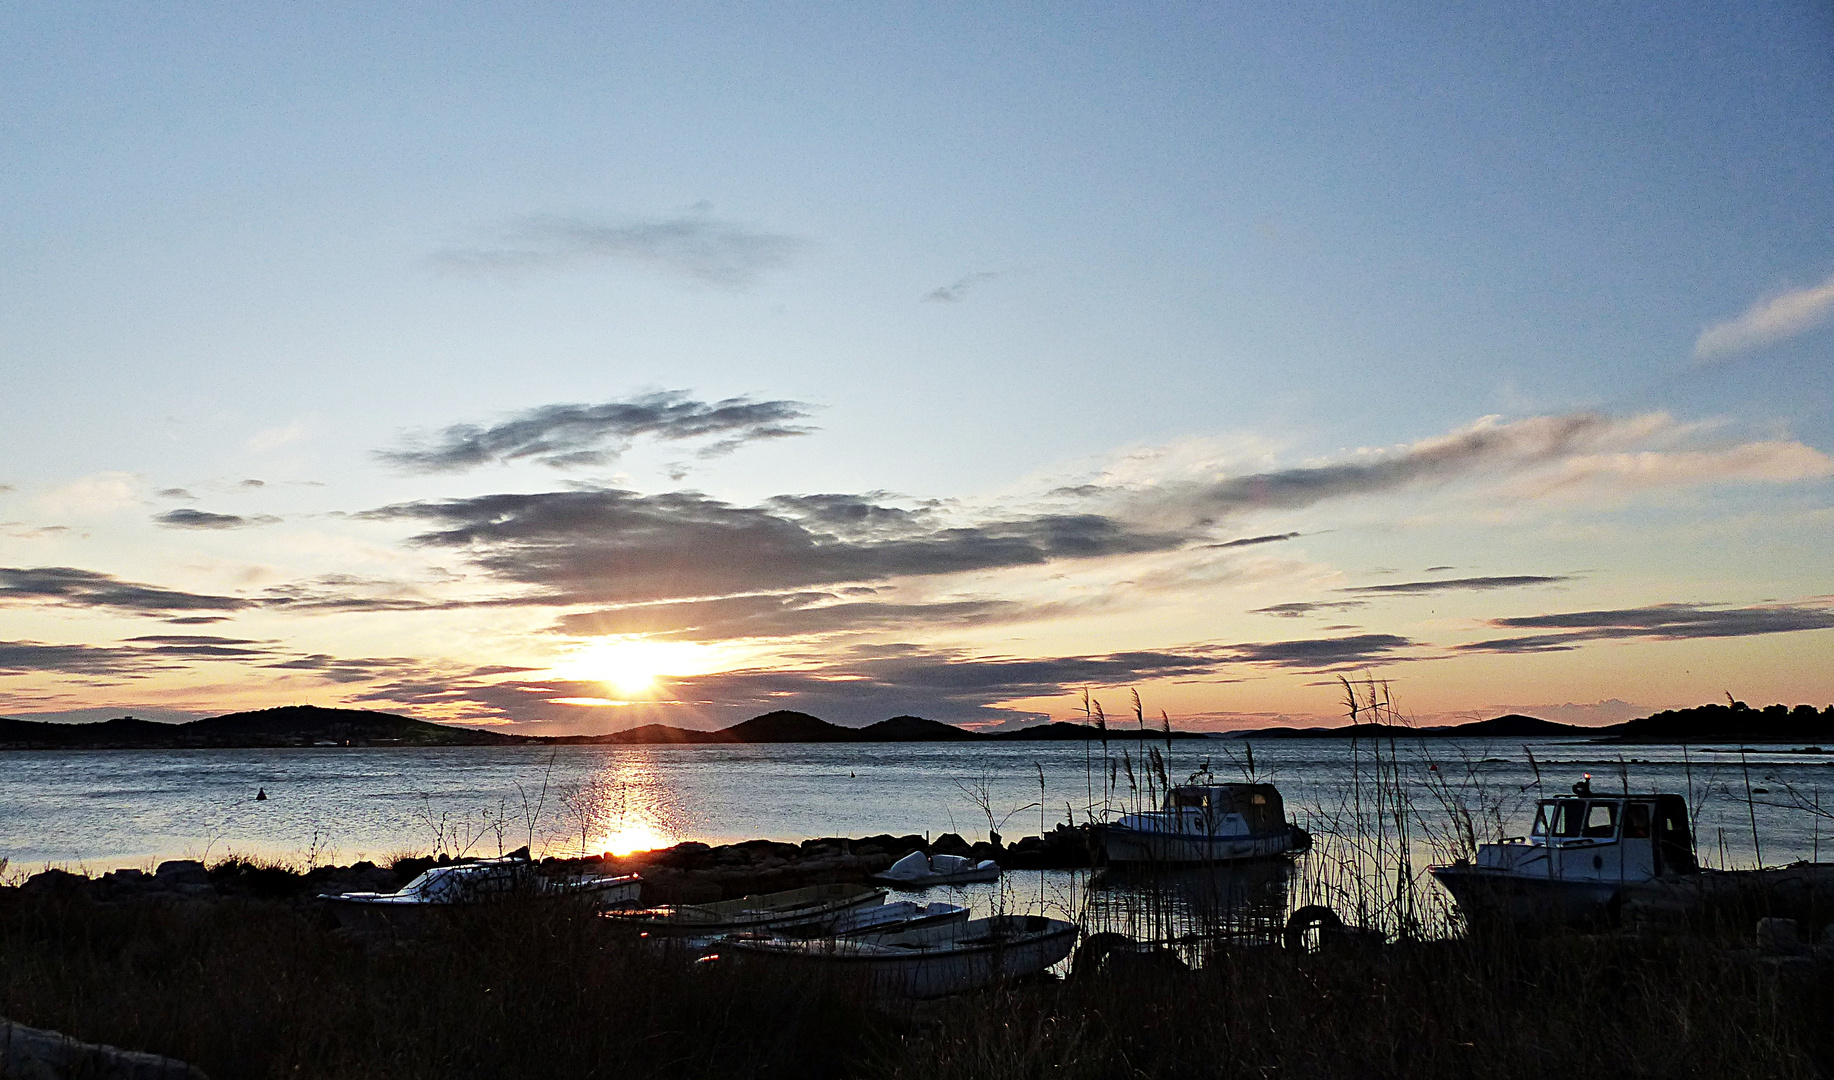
<box><xmin>602</xmin><ymin>882</ymin><xmax>887</xmax><ymax>937</ymax></box>
<box><xmin>1093</xmin><ymin>783</ymin><xmax>1310</xmax><ymax>864</ymax></box>
<box><xmin>1429</xmin><ymin>778</ymin><xmax>1698</xmax><ymax>924</ymax></box>
<box><xmin>321</xmin><ymin>853</ymin><xmax>640</xmax><ymax>934</ymax></box>
<box><xmin>869</xmin><ymin>850</ymin><xmax>1001</xmax><ymax>887</ymax></box>
<box><xmin>725</xmin><ymin>914</ymin><xmax>1079</xmax><ymax>999</ymax></box>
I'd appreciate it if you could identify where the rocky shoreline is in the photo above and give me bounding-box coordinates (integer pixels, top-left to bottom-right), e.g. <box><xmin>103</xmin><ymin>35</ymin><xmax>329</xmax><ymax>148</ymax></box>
<box><xmin>9</xmin><ymin>826</ymin><xmax>1097</xmax><ymax>907</ymax></box>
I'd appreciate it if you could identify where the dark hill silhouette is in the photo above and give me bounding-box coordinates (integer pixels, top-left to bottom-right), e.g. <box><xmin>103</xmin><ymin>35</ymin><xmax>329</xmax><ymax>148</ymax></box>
<box><xmin>719</xmin><ymin>710</ymin><xmax>854</xmax><ymax>742</ymax></box>
<box><xmin>859</xmin><ymin>715</ymin><xmax>978</xmax><ymax>741</ymax></box>
<box><xmin>187</xmin><ymin>705</ymin><xmax>523</xmax><ymax>746</ymax></box>
<box><xmin>1599</xmin><ymin>701</ymin><xmax>1834</xmax><ymax>743</ymax></box>
<box><xmin>1432</xmin><ymin>714</ymin><xmax>1588</xmax><ymax>737</ymax></box>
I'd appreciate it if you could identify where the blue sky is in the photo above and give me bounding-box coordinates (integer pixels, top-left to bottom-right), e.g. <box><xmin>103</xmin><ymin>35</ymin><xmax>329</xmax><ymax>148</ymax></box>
<box><xmin>3</xmin><ymin>2</ymin><xmax>1831</xmax><ymax>731</ymax></box>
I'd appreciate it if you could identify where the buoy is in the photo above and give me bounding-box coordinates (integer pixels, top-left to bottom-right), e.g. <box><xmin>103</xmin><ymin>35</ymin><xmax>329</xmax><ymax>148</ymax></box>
<box><xmin>255</xmin><ymin>788</ymin><xmax>268</xmax><ymax>801</ymax></box>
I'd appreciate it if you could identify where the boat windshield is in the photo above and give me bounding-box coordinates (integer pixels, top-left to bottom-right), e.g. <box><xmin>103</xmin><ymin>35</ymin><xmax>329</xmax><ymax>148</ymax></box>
<box><xmin>1530</xmin><ymin>799</ymin><xmax>1619</xmax><ymax>840</ymax></box>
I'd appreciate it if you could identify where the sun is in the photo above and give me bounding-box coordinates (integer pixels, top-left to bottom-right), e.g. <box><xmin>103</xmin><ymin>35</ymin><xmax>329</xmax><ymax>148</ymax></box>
<box><xmin>553</xmin><ymin>638</ymin><xmax>711</xmax><ymax>701</ymax></box>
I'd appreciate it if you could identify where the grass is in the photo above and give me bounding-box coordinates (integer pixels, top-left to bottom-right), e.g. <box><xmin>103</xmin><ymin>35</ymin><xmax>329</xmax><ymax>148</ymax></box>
<box><xmin>3</xmin><ymin>884</ymin><xmax>1831</xmax><ymax>1080</ymax></box>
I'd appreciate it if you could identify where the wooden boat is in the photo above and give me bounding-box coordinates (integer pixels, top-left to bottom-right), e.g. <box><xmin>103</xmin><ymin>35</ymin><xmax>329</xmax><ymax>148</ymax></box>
<box><xmin>726</xmin><ymin>914</ymin><xmax>1079</xmax><ymax>999</ymax></box>
<box><xmin>321</xmin><ymin>853</ymin><xmax>640</xmax><ymax>934</ymax></box>
<box><xmin>1429</xmin><ymin>779</ymin><xmax>1698</xmax><ymax>924</ymax></box>
<box><xmin>1093</xmin><ymin>783</ymin><xmax>1309</xmax><ymax>864</ymax></box>
<box><xmin>869</xmin><ymin>850</ymin><xmax>1001</xmax><ymax>887</ymax></box>
<box><xmin>602</xmin><ymin>882</ymin><xmax>887</xmax><ymax>937</ymax></box>
<box><xmin>792</xmin><ymin>899</ymin><xmax>969</xmax><ymax>944</ymax></box>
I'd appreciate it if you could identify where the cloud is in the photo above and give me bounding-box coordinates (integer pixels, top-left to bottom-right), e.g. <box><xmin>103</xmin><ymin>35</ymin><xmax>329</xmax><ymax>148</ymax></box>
<box><xmin>1223</xmin><ymin>634</ymin><xmax>1414</xmax><ymax>668</ymax></box>
<box><xmin>1207</xmin><ymin>532</ymin><xmax>1301</xmax><ymax>549</ymax></box>
<box><xmin>156</xmin><ymin>488</ymin><xmax>196</xmax><ymax>500</ymax></box>
<box><xmin>153</xmin><ymin>509</ymin><xmax>280</xmax><ymax>530</ymax></box>
<box><xmin>923</xmin><ymin>271</ymin><xmax>1000</xmax><ymax>303</ymax></box>
<box><xmin>1694</xmin><ymin>271</ymin><xmax>1834</xmax><ymax>360</ymax></box>
<box><xmin>1250</xmin><ymin>600</ymin><xmax>1367</xmax><ymax>618</ymax></box>
<box><xmin>0</xmin><ymin>567</ymin><xmax>252</xmax><ymax>614</ymax></box>
<box><xmin>248</xmin><ymin>421</ymin><xmax>308</xmax><ymax>453</ymax></box>
<box><xmin>0</xmin><ymin>640</ymin><xmax>147</xmax><ymax>676</ymax></box>
<box><xmin>435</xmin><ymin>213</ymin><xmax>802</xmax><ymax>289</ymax></box>
<box><xmin>1342</xmin><ymin>574</ymin><xmax>1573</xmax><ymax>595</ymax></box>
<box><xmin>556</xmin><ymin>592</ymin><xmax>1023</xmax><ymax>641</ymax></box>
<box><xmin>359</xmin><ymin>487</ymin><xmax>1187</xmax><ymax>606</ymax></box>
<box><xmin>1457</xmin><ymin>601</ymin><xmax>1834</xmax><ymax>654</ymax></box>
<box><xmin>377</xmin><ymin>392</ymin><xmax>817</xmax><ymax>473</ymax></box>
<box><xmin>119</xmin><ymin>634</ymin><xmax>275</xmax><ymax>659</ymax></box>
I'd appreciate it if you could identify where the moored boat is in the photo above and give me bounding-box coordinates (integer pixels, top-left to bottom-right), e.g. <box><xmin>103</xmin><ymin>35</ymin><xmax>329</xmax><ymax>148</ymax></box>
<box><xmin>869</xmin><ymin>850</ymin><xmax>1001</xmax><ymax>887</ymax></box>
<box><xmin>602</xmin><ymin>882</ymin><xmax>887</xmax><ymax>937</ymax></box>
<box><xmin>1429</xmin><ymin>779</ymin><xmax>1698</xmax><ymax>924</ymax></box>
<box><xmin>726</xmin><ymin>914</ymin><xmax>1079</xmax><ymax>999</ymax></box>
<box><xmin>1094</xmin><ymin>783</ymin><xmax>1309</xmax><ymax>864</ymax></box>
<box><xmin>320</xmin><ymin>853</ymin><xmax>640</xmax><ymax>934</ymax></box>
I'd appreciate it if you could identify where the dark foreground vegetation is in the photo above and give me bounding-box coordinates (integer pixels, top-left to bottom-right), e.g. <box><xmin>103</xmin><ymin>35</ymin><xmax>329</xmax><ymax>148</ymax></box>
<box><xmin>4</xmin><ymin>880</ymin><xmax>1833</xmax><ymax>1080</ymax></box>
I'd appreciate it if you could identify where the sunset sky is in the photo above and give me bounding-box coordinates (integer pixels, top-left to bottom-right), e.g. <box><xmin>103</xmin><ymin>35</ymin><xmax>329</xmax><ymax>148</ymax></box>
<box><xmin>3</xmin><ymin>3</ymin><xmax>1831</xmax><ymax>733</ymax></box>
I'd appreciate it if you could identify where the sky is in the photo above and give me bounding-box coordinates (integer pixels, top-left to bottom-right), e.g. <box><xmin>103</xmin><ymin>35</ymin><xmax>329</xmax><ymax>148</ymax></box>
<box><xmin>2</xmin><ymin>2</ymin><xmax>1831</xmax><ymax>733</ymax></box>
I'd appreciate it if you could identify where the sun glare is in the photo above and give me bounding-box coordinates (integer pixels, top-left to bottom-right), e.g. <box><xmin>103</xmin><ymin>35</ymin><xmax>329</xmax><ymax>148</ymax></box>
<box><xmin>552</xmin><ymin>639</ymin><xmax>715</xmax><ymax>701</ymax></box>
<box><xmin>596</xmin><ymin>821</ymin><xmax>673</xmax><ymax>857</ymax></box>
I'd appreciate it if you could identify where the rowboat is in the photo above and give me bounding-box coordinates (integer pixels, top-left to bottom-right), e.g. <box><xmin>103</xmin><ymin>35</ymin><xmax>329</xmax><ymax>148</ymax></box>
<box><xmin>603</xmin><ymin>882</ymin><xmax>887</xmax><ymax>937</ymax></box>
<box><xmin>1093</xmin><ymin>783</ymin><xmax>1310</xmax><ymax>864</ymax></box>
<box><xmin>725</xmin><ymin>914</ymin><xmax>1079</xmax><ymax>999</ymax></box>
<box><xmin>321</xmin><ymin>853</ymin><xmax>640</xmax><ymax>934</ymax></box>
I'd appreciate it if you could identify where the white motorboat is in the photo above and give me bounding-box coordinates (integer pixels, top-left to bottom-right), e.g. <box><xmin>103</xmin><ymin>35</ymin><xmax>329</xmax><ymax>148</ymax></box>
<box><xmin>1093</xmin><ymin>783</ymin><xmax>1309</xmax><ymax>864</ymax></box>
<box><xmin>1429</xmin><ymin>779</ymin><xmax>1699</xmax><ymax>924</ymax></box>
<box><xmin>602</xmin><ymin>882</ymin><xmax>887</xmax><ymax>937</ymax></box>
<box><xmin>321</xmin><ymin>853</ymin><xmax>640</xmax><ymax>934</ymax></box>
<box><xmin>726</xmin><ymin>914</ymin><xmax>1079</xmax><ymax>999</ymax></box>
<box><xmin>869</xmin><ymin>850</ymin><xmax>1001</xmax><ymax>888</ymax></box>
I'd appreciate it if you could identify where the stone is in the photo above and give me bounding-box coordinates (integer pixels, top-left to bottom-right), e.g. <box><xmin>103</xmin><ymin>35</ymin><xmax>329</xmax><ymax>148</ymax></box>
<box><xmin>0</xmin><ymin>1016</ymin><xmax>209</xmax><ymax>1080</ymax></box>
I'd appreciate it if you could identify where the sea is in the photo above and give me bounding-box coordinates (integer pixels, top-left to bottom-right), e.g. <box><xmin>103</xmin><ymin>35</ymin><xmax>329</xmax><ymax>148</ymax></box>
<box><xmin>6</xmin><ymin>737</ymin><xmax>1833</xmax><ymax>937</ymax></box>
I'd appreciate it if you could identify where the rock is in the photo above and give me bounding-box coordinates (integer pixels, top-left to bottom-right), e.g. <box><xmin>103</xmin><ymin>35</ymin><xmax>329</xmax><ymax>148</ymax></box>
<box><xmin>20</xmin><ymin>870</ymin><xmax>89</xmax><ymax>897</ymax></box>
<box><xmin>1758</xmin><ymin>917</ymin><xmax>1805</xmax><ymax>955</ymax></box>
<box><xmin>931</xmin><ymin>833</ymin><xmax>971</xmax><ymax>856</ymax></box>
<box><xmin>152</xmin><ymin>861</ymin><xmax>209</xmax><ymax>887</ymax></box>
<box><xmin>0</xmin><ymin>1016</ymin><xmax>209</xmax><ymax>1079</ymax></box>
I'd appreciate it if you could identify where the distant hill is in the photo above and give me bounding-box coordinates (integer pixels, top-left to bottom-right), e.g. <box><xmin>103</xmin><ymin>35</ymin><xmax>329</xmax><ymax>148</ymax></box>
<box><xmin>859</xmin><ymin>715</ymin><xmax>979</xmax><ymax>741</ymax></box>
<box><xmin>1597</xmin><ymin>701</ymin><xmax>1834</xmax><ymax>743</ymax></box>
<box><xmin>0</xmin><ymin>705</ymin><xmax>524</xmax><ymax>749</ymax></box>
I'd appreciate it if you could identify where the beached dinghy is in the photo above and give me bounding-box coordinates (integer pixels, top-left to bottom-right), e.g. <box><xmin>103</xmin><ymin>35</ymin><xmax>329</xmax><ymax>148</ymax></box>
<box><xmin>321</xmin><ymin>852</ymin><xmax>640</xmax><ymax>934</ymax></box>
<box><xmin>1094</xmin><ymin>783</ymin><xmax>1309</xmax><ymax>865</ymax></box>
<box><xmin>603</xmin><ymin>882</ymin><xmax>887</xmax><ymax>937</ymax></box>
<box><xmin>727</xmin><ymin>914</ymin><xmax>1079</xmax><ymax>1000</ymax></box>
<box><xmin>869</xmin><ymin>850</ymin><xmax>1001</xmax><ymax>887</ymax></box>
<box><xmin>799</xmin><ymin>899</ymin><xmax>969</xmax><ymax>943</ymax></box>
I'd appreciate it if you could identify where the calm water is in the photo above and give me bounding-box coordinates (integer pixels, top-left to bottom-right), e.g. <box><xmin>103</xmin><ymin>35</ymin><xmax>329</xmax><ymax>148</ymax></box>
<box><xmin>6</xmin><ymin>737</ymin><xmax>1832</xmax><ymax>874</ymax></box>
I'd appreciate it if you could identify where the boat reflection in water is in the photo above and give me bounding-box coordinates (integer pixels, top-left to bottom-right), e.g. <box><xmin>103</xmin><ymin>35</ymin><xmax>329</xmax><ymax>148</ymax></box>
<box><xmin>1079</xmin><ymin>858</ymin><xmax>1297</xmax><ymax>963</ymax></box>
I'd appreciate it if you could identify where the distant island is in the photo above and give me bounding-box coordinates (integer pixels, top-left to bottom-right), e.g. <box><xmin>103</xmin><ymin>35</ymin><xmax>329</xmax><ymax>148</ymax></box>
<box><xmin>1</xmin><ymin>699</ymin><xmax>1829</xmax><ymax>750</ymax></box>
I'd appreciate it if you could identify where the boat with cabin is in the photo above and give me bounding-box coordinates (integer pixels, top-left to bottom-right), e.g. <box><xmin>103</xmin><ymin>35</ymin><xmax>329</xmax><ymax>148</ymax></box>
<box><xmin>1428</xmin><ymin>778</ymin><xmax>1698</xmax><ymax>924</ymax></box>
<box><xmin>1093</xmin><ymin>783</ymin><xmax>1311</xmax><ymax>865</ymax></box>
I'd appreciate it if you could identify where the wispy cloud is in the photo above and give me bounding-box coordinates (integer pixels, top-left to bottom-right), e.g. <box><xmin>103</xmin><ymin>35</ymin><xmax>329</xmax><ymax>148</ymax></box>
<box><xmin>923</xmin><ymin>271</ymin><xmax>1000</xmax><ymax>303</ymax></box>
<box><xmin>0</xmin><ymin>567</ymin><xmax>251</xmax><ymax>614</ymax></box>
<box><xmin>247</xmin><ymin>421</ymin><xmax>308</xmax><ymax>453</ymax></box>
<box><xmin>153</xmin><ymin>509</ymin><xmax>280</xmax><ymax>530</ymax></box>
<box><xmin>1207</xmin><ymin>532</ymin><xmax>1301</xmax><ymax>549</ymax></box>
<box><xmin>378</xmin><ymin>392</ymin><xmax>818</xmax><ymax>473</ymax></box>
<box><xmin>1456</xmin><ymin>600</ymin><xmax>1834</xmax><ymax>654</ymax></box>
<box><xmin>1694</xmin><ymin>271</ymin><xmax>1834</xmax><ymax>361</ymax></box>
<box><xmin>1343</xmin><ymin>574</ymin><xmax>1572</xmax><ymax>595</ymax></box>
<box><xmin>435</xmin><ymin>213</ymin><xmax>802</xmax><ymax>289</ymax></box>
<box><xmin>1250</xmin><ymin>600</ymin><xmax>1367</xmax><ymax>618</ymax></box>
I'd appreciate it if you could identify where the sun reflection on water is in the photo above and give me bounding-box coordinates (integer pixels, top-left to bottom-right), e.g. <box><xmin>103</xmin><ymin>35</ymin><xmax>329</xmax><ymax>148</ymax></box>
<box><xmin>594</xmin><ymin>821</ymin><xmax>674</xmax><ymax>856</ymax></box>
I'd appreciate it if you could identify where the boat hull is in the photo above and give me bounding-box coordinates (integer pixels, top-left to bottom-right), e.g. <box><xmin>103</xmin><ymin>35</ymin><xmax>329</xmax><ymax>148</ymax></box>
<box><xmin>1429</xmin><ymin>865</ymin><xmax>1626</xmax><ymax>925</ymax></box>
<box><xmin>1094</xmin><ymin>824</ymin><xmax>1299</xmax><ymax>865</ymax></box>
<box><xmin>605</xmin><ymin>884</ymin><xmax>888</xmax><ymax>937</ymax></box>
<box><xmin>731</xmin><ymin>915</ymin><xmax>1079</xmax><ymax>1000</ymax></box>
<box><xmin>323</xmin><ymin>875</ymin><xmax>641</xmax><ymax>934</ymax></box>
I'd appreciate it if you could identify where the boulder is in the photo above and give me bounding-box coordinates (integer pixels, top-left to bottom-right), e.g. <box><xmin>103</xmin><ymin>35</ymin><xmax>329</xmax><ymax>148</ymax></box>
<box><xmin>0</xmin><ymin>1016</ymin><xmax>209</xmax><ymax>1080</ymax></box>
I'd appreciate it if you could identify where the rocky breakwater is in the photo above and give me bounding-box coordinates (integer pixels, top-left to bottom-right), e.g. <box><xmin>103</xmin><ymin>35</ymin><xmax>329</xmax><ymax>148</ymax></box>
<box><xmin>6</xmin><ymin>826</ymin><xmax>1098</xmax><ymax>908</ymax></box>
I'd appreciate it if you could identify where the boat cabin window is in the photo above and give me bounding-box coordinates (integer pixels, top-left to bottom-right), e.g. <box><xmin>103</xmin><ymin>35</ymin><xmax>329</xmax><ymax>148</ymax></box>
<box><xmin>1623</xmin><ymin>802</ymin><xmax>1652</xmax><ymax>839</ymax></box>
<box><xmin>1584</xmin><ymin>802</ymin><xmax>1618</xmax><ymax>838</ymax></box>
<box><xmin>1174</xmin><ymin>791</ymin><xmax>1208</xmax><ymax>809</ymax></box>
<box><xmin>1530</xmin><ymin>800</ymin><xmax>1620</xmax><ymax>840</ymax></box>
